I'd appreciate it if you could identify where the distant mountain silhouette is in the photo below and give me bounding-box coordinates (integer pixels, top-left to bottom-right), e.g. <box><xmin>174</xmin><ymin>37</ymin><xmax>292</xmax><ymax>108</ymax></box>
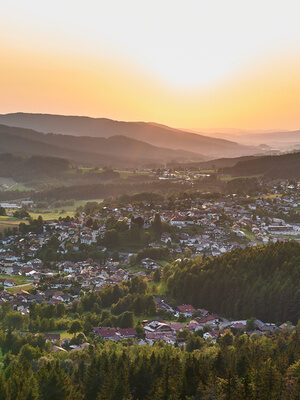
<box><xmin>0</xmin><ymin>113</ymin><xmax>261</xmax><ymax>158</ymax></box>
<box><xmin>0</xmin><ymin>124</ymin><xmax>203</xmax><ymax>167</ymax></box>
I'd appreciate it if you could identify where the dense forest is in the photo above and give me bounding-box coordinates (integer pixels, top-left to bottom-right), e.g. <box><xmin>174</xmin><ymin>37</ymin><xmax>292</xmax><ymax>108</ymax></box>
<box><xmin>0</xmin><ymin>326</ymin><xmax>300</xmax><ymax>399</ymax></box>
<box><xmin>166</xmin><ymin>242</ymin><xmax>300</xmax><ymax>323</ymax></box>
<box><xmin>31</xmin><ymin>181</ymin><xmax>200</xmax><ymax>201</ymax></box>
<box><xmin>0</xmin><ymin>153</ymin><xmax>70</xmax><ymax>181</ymax></box>
<box><xmin>223</xmin><ymin>151</ymin><xmax>300</xmax><ymax>178</ymax></box>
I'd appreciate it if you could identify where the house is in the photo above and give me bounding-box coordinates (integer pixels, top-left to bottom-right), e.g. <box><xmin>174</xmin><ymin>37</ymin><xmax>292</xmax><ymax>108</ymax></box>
<box><xmin>118</xmin><ymin>328</ymin><xmax>137</xmax><ymax>338</ymax></box>
<box><xmin>143</xmin><ymin>320</ymin><xmax>173</xmax><ymax>333</ymax></box>
<box><xmin>93</xmin><ymin>327</ymin><xmax>119</xmax><ymax>340</ymax></box>
<box><xmin>170</xmin><ymin>216</ymin><xmax>186</xmax><ymax>227</ymax></box>
<box><xmin>145</xmin><ymin>331</ymin><xmax>175</xmax><ymax>345</ymax></box>
<box><xmin>93</xmin><ymin>327</ymin><xmax>137</xmax><ymax>340</ymax></box>
<box><xmin>44</xmin><ymin>333</ymin><xmax>60</xmax><ymax>343</ymax></box>
<box><xmin>3</xmin><ymin>279</ymin><xmax>15</xmax><ymax>288</ymax></box>
<box><xmin>177</xmin><ymin>304</ymin><xmax>195</xmax><ymax>317</ymax></box>
<box><xmin>161</xmin><ymin>232</ymin><xmax>172</xmax><ymax>244</ymax></box>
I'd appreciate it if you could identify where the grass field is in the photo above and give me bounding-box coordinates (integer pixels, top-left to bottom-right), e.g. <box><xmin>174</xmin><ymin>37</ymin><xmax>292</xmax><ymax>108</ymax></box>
<box><xmin>30</xmin><ymin>198</ymin><xmax>104</xmax><ymax>220</ymax></box>
<box><xmin>29</xmin><ymin>211</ymin><xmax>75</xmax><ymax>220</ymax></box>
<box><xmin>0</xmin><ymin>177</ymin><xmax>33</xmax><ymax>191</ymax></box>
<box><xmin>7</xmin><ymin>284</ymin><xmax>34</xmax><ymax>294</ymax></box>
<box><xmin>50</xmin><ymin>330</ymin><xmax>73</xmax><ymax>339</ymax></box>
<box><xmin>0</xmin><ymin>274</ymin><xmax>33</xmax><ymax>293</ymax></box>
<box><xmin>0</xmin><ymin>216</ymin><xmax>27</xmax><ymax>232</ymax></box>
<box><xmin>219</xmin><ymin>174</ymin><xmax>262</xmax><ymax>181</ymax></box>
<box><xmin>0</xmin><ymin>274</ymin><xmax>31</xmax><ymax>285</ymax></box>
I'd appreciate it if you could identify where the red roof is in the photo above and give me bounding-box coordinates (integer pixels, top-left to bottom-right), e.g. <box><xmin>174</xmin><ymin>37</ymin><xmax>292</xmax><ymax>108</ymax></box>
<box><xmin>45</xmin><ymin>333</ymin><xmax>60</xmax><ymax>340</ymax></box>
<box><xmin>177</xmin><ymin>304</ymin><xmax>196</xmax><ymax>313</ymax></box>
<box><xmin>195</xmin><ymin>314</ymin><xmax>220</xmax><ymax>324</ymax></box>
<box><xmin>118</xmin><ymin>328</ymin><xmax>137</xmax><ymax>337</ymax></box>
<box><xmin>93</xmin><ymin>327</ymin><xmax>117</xmax><ymax>338</ymax></box>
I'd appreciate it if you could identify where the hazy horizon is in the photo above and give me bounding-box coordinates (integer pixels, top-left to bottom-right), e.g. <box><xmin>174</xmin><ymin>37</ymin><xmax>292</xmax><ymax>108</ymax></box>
<box><xmin>1</xmin><ymin>0</ymin><xmax>300</xmax><ymax>132</ymax></box>
<box><xmin>1</xmin><ymin>111</ymin><xmax>299</xmax><ymax>138</ymax></box>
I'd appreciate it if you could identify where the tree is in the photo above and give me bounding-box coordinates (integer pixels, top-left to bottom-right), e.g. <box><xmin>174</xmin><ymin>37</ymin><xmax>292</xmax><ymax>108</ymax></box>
<box><xmin>246</xmin><ymin>317</ymin><xmax>256</xmax><ymax>332</ymax></box>
<box><xmin>103</xmin><ymin>229</ymin><xmax>119</xmax><ymax>247</ymax></box>
<box><xmin>13</xmin><ymin>207</ymin><xmax>30</xmax><ymax>219</ymax></box>
<box><xmin>19</xmin><ymin>344</ymin><xmax>38</xmax><ymax>363</ymax></box>
<box><xmin>119</xmin><ymin>311</ymin><xmax>134</xmax><ymax>328</ymax></box>
<box><xmin>4</xmin><ymin>311</ymin><xmax>24</xmax><ymax>331</ymax></box>
<box><xmin>152</xmin><ymin>213</ymin><xmax>162</xmax><ymax>238</ymax></box>
<box><xmin>0</xmin><ymin>207</ymin><xmax>6</xmax><ymax>216</ymax></box>
<box><xmin>68</xmin><ymin>320</ymin><xmax>82</xmax><ymax>336</ymax></box>
<box><xmin>153</xmin><ymin>268</ymin><xmax>161</xmax><ymax>283</ymax></box>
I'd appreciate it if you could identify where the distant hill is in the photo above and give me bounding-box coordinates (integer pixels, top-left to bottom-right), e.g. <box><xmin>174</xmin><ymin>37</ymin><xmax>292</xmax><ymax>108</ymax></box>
<box><xmin>168</xmin><ymin>155</ymin><xmax>261</xmax><ymax>170</ymax></box>
<box><xmin>0</xmin><ymin>113</ymin><xmax>261</xmax><ymax>158</ymax></box>
<box><xmin>0</xmin><ymin>153</ymin><xmax>70</xmax><ymax>181</ymax></box>
<box><xmin>223</xmin><ymin>151</ymin><xmax>300</xmax><ymax>178</ymax></box>
<box><xmin>0</xmin><ymin>124</ymin><xmax>204</xmax><ymax>168</ymax></box>
<box><xmin>204</xmin><ymin>129</ymin><xmax>300</xmax><ymax>150</ymax></box>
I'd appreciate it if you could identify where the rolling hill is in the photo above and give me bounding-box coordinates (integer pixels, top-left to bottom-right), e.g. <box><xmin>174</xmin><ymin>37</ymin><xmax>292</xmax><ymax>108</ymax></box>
<box><xmin>0</xmin><ymin>113</ymin><xmax>261</xmax><ymax>158</ymax></box>
<box><xmin>0</xmin><ymin>124</ymin><xmax>203</xmax><ymax>168</ymax></box>
<box><xmin>223</xmin><ymin>151</ymin><xmax>300</xmax><ymax>178</ymax></box>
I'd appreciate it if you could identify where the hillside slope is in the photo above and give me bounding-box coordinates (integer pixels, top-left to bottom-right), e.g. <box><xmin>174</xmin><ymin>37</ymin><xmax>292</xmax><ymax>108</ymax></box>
<box><xmin>223</xmin><ymin>151</ymin><xmax>300</xmax><ymax>178</ymax></box>
<box><xmin>0</xmin><ymin>124</ymin><xmax>203</xmax><ymax>167</ymax></box>
<box><xmin>0</xmin><ymin>113</ymin><xmax>261</xmax><ymax>158</ymax></box>
<box><xmin>167</xmin><ymin>242</ymin><xmax>300</xmax><ymax>323</ymax></box>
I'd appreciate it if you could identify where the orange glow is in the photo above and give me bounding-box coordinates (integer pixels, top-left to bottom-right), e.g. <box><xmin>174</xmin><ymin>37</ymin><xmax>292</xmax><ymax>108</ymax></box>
<box><xmin>0</xmin><ymin>40</ymin><xmax>300</xmax><ymax>131</ymax></box>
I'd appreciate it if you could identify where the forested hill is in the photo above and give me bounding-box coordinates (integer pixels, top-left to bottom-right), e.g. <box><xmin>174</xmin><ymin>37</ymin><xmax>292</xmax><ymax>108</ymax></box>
<box><xmin>0</xmin><ymin>153</ymin><xmax>70</xmax><ymax>181</ymax></box>
<box><xmin>166</xmin><ymin>242</ymin><xmax>300</xmax><ymax>323</ymax></box>
<box><xmin>223</xmin><ymin>151</ymin><xmax>300</xmax><ymax>178</ymax></box>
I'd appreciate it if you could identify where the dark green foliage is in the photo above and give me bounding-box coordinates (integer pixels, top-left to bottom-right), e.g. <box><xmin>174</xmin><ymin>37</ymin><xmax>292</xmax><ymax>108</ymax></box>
<box><xmin>226</xmin><ymin>177</ymin><xmax>261</xmax><ymax>195</ymax></box>
<box><xmin>224</xmin><ymin>151</ymin><xmax>300</xmax><ymax>179</ymax></box>
<box><xmin>13</xmin><ymin>207</ymin><xmax>30</xmax><ymax>219</ymax></box>
<box><xmin>152</xmin><ymin>212</ymin><xmax>162</xmax><ymax>238</ymax></box>
<box><xmin>0</xmin><ymin>153</ymin><xmax>70</xmax><ymax>182</ymax></box>
<box><xmin>136</xmin><ymin>247</ymin><xmax>169</xmax><ymax>262</ymax></box>
<box><xmin>1</xmin><ymin>328</ymin><xmax>300</xmax><ymax>399</ymax></box>
<box><xmin>0</xmin><ymin>206</ymin><xmax>6</xmax><ymax>216</ymax></box>
<box><xmin>167</xmin><ymin>242</ymin><xmax>300</xmax><ymax>323</ymax></box>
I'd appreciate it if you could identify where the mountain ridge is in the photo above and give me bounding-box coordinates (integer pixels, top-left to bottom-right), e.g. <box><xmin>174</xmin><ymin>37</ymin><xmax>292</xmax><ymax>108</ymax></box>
<box><xmin>0</xmin><ymin>124</ymin><xmax>204</xmax><ymax>167</ymax></box>
<box><xmin>0</xmin><ymin>112</ymin><xmax>261</xmax><ymax>158</ymax></box>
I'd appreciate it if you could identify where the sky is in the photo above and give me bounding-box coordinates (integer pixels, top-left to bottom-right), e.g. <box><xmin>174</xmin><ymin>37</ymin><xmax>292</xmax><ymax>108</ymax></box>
<box><xmin>1</xmin><ymin>0</ymin><xmax>300</xmax><ymax>131</ymax></box>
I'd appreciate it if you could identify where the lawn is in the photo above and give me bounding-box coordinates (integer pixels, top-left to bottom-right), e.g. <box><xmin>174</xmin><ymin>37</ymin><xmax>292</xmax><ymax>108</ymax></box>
<box><xmin>7</xmin><ymin>284</ymin><xmax>34</xmax><ymax>294</ymax></box>
<box><xmin>219</xmin><ymin>174</ymin><xmax>262</xmax><ymax>181</ymax></box>
<box><xmin>0</xmin><ymin>216</ymin><xmax>27</xmax><ymax>232</ymax></box>
<box><xmin>0</xmin><ymin>274</ymin><xmax>32</xmax><ymax>285</ymax></box>
<box><xmin>29</xmin><ymin>211</ymin><xmax>75</xmax><ymax>220</ymax></box>
<box><xmin>50</xmin><ymin>330</ymin><xmax>73</xmax><ymax>339</ymax></box>
<box><xmin>30</xmin><ymin>198</ymin><xmax>104</xmax><ymax>220</ymax></box>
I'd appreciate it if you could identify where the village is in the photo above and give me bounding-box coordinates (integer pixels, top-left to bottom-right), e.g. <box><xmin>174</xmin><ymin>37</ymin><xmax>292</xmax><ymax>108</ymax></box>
<box><xmin>0</xmin><ymin>177</ymin><xmax>299</xmax><ymax>350</ymax></box>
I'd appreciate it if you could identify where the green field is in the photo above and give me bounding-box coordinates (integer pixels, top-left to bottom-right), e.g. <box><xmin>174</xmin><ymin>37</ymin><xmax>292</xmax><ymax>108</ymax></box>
<box><xmin>219</xmin><ymin>174</ymin><xmax>262</xmax><ymax>182</ymax></box>
<box><xmin>0</xmin><ymin>216</ymin><xmax>27</xmax><ymax>232</ymax></box>
<box><xmin>0</xmin><ymin>274</ymin><xmax>31</xmax><ymax>285</ymax></box>
<box><xmin>30</xmin><ymin>198</ymin><xmax>104</xmax><ymax>220</ymax></box>
<box><xmin>0</xmin><ymin>177</ymin><xmax>34</xmax><ymax>191</ymax></box>
<box><xmin>7</xmin><ymin>284</ymin><xmax>34</xmax><ymax>294</ymax></box>
<box><xmin>29</xmin><ymin>211</ymin><xmax>75</xmax><ymax>220</ymax></box>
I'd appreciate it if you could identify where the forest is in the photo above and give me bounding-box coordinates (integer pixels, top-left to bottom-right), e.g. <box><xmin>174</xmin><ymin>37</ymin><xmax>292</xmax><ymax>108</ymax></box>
<box><xmin>223</xmin><ymin>151</ymin><xmax>300</xmax><ymax>179</ymax></box>
<box><xmin>166</xmin><ymin>242</ymin><xmax>300</xmax><ymax>323</ymax></box>
<box><xmin>0</xmin><ymin>325</ymin><xmax>300</xmax><ymax>399</ymax></box>
<box><xmin>0</xmin><ymin>153</ymin><xmax>70</xmax><ymax>181</ymax></box>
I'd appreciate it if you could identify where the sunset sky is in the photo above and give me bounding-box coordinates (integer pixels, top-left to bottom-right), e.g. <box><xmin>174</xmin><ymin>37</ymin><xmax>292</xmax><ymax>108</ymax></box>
<box><xmin>1</xmin><ymin>0</ymin><xmax>300</xmax><ymax>131</ymax></box>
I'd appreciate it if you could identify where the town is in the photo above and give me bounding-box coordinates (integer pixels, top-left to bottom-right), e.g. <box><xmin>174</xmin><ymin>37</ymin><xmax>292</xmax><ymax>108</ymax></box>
<box><xmin>0</xmin><ymin>174</ymin><xmax>299</xmax><ymax>350</ymax></box>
